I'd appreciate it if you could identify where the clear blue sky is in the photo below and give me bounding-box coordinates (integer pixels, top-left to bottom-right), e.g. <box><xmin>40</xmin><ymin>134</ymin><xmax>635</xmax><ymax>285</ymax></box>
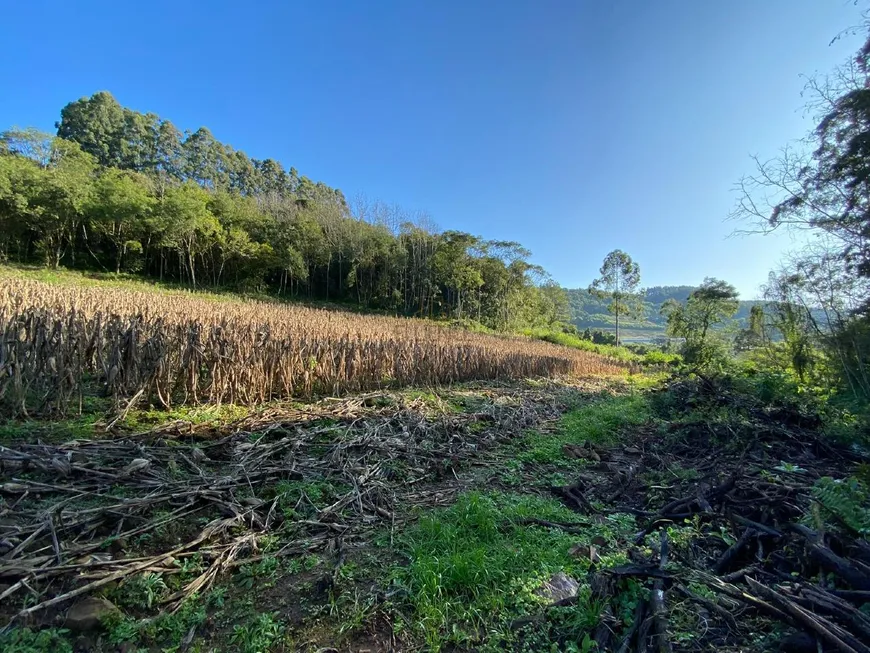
<box><xmin>1</xmin><ymin>1</ymin><xmax>865</xmax><ymax>297</ymax></box>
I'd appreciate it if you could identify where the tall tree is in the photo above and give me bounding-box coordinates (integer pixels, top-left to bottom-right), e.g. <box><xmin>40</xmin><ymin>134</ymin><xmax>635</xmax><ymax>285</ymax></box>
<box><xmin>157</xmin><ymin>182</ymin><xmax>219</xmax><ymax>287</ymax></box>
<box><xmin>589</xmin><ymin>249</ymin><xmax>641</xmax><ymax>345</ymax></box>
<box><xmin>56</xmin><ymin>91</ymin><xmax>126</xmax><ymax>168</ymax></box>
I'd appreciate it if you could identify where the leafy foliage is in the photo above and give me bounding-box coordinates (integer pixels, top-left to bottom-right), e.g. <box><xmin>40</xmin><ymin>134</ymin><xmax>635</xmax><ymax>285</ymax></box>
<box><xmin>0</xmin><ymin>628</ymin><xmax>73</xmax><ymax>653</ymax></box>
<box><xmin>662</xmin><ymin>278</ymin><xmax>740</xmax><ymax>368</ymax></box>
<box><xmin>812</xmin><ymin>476</ymin><xmax>870</xmax><ymax>536</ymax></box>
<box><xmin>0</xmin><ymin>94</ymin><xmax>571</xmax><ymax>333</ymax></box>
<box><xmin>390</xmin><ymin>492</ymin><xmax>634</xmax><ymax>650</ymax></box>
<box><xmin>588</xmin><ymin>249</ymin><xmax>641</xmax><ymax>345</ymax></box>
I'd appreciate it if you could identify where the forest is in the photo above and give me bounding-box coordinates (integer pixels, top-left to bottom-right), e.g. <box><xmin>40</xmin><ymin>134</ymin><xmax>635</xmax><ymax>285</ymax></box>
<box><xmin>1</xmin><ymin>10</ymin><xmax>870</xmax><ymax>653</ymax></box>
<box><xmin>0</xmin><ymin>93</ymin><xmax>568</xmax><ymax>333</ymax></box>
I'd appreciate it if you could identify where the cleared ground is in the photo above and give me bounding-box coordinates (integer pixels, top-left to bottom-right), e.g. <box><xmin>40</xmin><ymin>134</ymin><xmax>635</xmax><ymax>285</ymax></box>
<box><xmin>2</xmin><ymin>374</ymin><xmax>868</xmax><ymax>652</ymax></box>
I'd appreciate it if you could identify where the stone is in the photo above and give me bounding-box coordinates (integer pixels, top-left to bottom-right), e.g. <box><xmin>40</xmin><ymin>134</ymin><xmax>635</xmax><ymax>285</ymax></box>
<box><xmin>535</xmin><ymin>572</ymin><xmax>580</xmax><ymax>604</ymax></box>
<box><xmin>65</xmin><ymin>597</ymin><xmax>119</xmax><ymax>631</ymax></box>
<box><xmin>569</xmin><ymin>543</ymin><xmax>601</xmax><ymax>563</ymax></box>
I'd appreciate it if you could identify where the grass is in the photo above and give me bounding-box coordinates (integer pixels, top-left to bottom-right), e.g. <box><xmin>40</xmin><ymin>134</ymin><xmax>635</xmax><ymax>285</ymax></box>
<box><xmin>524</xmin><ymin>328</ymin><xmax>681</xmax><ymax>368</ymax></box>
<box><xmin>518</xmin><ymin>392</ymin><xmax>653</xmax><ymax>464</ymax></box>
<box><xmin>0</xmin><ymin>358</ymin><xmax>657</xmax><ymax>651</ymax></box>
<box><xmin>120</xmin><ymin>403</ymin><xmax>252</xmax><ymax>430</ymax></box>
<box><xmin>0</xmin><ymin>628</ymin><xmax>74</xmax><ymax>653</ymax></box>
<box><xmin>0</xmin><ymin>414</ymin><xmax>104</xmax><ymax>444</ymax></box>
<box><xmin>389</xmin><ymin>492</ymin><xmax>636</xmax><ymax>651</ymax></box>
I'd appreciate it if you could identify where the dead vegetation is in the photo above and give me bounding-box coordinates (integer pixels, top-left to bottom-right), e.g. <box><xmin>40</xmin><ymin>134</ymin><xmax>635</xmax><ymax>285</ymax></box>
<box><xmin>1</xmin><ymin>369</ymin><xmax>868</xmax><ymax>652</ymax></box>
<box><xmin>550</xmin><ymin>376</ymin><xmax>870</xmax><ymax>653</ymax></box>
<box><xmin>0</xmin><ymin>278</ymin><xmax>631</xmax><ymax>416</ymax></box>
<box><xmin>0</xmin><ymin>379</ymin><xmax>584</xmax><ymax>644</ymax></box>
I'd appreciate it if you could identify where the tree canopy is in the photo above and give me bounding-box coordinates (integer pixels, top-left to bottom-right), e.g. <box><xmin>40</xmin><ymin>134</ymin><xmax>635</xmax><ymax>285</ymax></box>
<box><xmin>588</xmin><ymin>249</ymin><xmax>641</xmax><ymax>345</ymax></box>
<box><xmin>0</xmin><ymin>93</ymin><xmax>570</xmax><ymax>333</ymax></box>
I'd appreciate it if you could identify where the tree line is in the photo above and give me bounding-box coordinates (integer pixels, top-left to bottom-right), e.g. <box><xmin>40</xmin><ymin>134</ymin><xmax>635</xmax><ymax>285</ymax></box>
<box><xmin>0</xmin><ymin>92</ymin><xmax>568</xmax><ymax>332</ymax></box>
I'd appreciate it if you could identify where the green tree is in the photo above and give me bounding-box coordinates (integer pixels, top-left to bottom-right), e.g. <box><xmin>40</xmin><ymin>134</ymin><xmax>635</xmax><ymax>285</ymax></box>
<box><xmin>589</xmin><ymin>249</ymin><xmax>641</xmax><ymax>345</ymax></box>
<box><xmin>662</xmin><ymin>278</ymin><xmax>740</xmax><ymax>368</ymax></box>
<box><xmin>157</xmin><ymin>182</ymin><xmax>219</xmax><ymax>287</ymax></box>
<box><xmin>2</xmin><ymin>129</ymin><xmax>96</xmax><ymax>267</ymax></box>
<box><xmin>56</xmin><ymin>91</ymin><xmax>126</xmax><ymax>167</ymax></box>
<box><xmin>734</xmin><ymin>304</ymin><xmax>767</xmax><ymax>352</ymax></box>
<box><xmin>87</xmin><ymin>168</ymin><xmax>154</xmax><ymax>272</ymax></box>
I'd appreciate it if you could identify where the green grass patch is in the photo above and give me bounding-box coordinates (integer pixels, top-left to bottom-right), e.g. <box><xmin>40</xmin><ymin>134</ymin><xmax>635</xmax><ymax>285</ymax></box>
<box><xmin>0</xmin><ymin>628</ymin><xmax>74</xmax><ymax>653</ymax></box>
<box><xmin>0</xmin><ymin>413</ymin><xmax>105</xmax><ymax>444</ymax></box>
<box><xmin>389</xmin><ymin>492</ymin><xmax>635</xmax><ymax>650</ymax></box>
<box><xmin>523</xmin><ymin>328</ymin><xmax>681</xmax><ymax>368</ymax></box>
<box><xmin>121</xmin><ymin>403</ymin><xmax>251</xmax><ymax>430</ymax></box>
<box><xmin>519</xmin><ymin>393</ymin><xmax>652</xmax><ymax>464</ymax></box>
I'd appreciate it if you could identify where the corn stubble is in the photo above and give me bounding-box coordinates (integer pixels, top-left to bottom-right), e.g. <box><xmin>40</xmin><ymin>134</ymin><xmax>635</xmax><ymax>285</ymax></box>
<box><xmin>0</xmin><ymin>278</ymin><xmax>630</xmax><ymax>415</ymax></box>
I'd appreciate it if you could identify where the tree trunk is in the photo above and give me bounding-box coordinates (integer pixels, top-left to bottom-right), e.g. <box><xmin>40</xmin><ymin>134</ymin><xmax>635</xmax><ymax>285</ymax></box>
<box><xmin>615</xmin><ymin>303</ymin><xmax>620</xmax><ymax>346</ymax></box>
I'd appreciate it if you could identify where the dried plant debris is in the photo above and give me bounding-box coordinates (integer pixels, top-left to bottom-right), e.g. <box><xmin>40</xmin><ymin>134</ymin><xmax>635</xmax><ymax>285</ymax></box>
<box><xmin>1</xmin><ymin>376</ymin><xmax>868</xmax><ymax>652</ymax></box>
<box><xmin>0</xmin><ymin>380</ymin><xmax>579</xmax><ymax>637</ymax></box>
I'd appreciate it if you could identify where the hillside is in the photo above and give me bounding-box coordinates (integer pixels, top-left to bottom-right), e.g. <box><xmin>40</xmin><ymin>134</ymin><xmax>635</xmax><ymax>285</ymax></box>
<box><xmin>565</xmin><ymin>285</ymin><xmax>762</xmax><ymax>337</ymax></box>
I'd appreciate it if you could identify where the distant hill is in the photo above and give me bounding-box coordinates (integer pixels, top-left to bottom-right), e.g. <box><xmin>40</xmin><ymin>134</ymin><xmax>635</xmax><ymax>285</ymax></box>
<box><xmin>565</xmin><ymin>286</ymin><xmax>761</xmax><ymax>337</ymax></box>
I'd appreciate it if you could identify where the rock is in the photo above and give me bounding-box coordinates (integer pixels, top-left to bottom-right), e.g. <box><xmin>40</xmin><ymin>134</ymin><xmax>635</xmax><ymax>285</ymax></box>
<box><xmin>569</xmin><ymin>543</ymin><xmax>601</xmax><ymax>563</ymax></box>
<box><xmin>562</xmin><ymin>444</ymin><xmax>599</xmax><ymax>461</ymax></box>
<box><xmin>535</xmin><ymin>572</ymin><xmax>580</xmax><ymax>604</ymax></box>
<box><xmin>121</xmin><ymin>458</ymin><xmax>150</xmax><ymax>476</ymax></box>
<box><xmin>65</xmin><ymin>597</ymin><xmax>119</xmax><ymax>631</ymax></box>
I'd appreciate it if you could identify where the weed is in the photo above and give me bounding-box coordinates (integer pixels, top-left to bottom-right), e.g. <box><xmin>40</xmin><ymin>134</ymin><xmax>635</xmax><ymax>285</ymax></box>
<box><xmin>264</xmin><ymin>478</ymin><xmax>345</xmax><ymax>520</ymax></box>
<box><xmin>0</xmin><ymin>627</ymin><xmax>74</xmax><ymax>653</ymax></box>
<box><xmin>105</xmin><ymin>595</ymin><xmax>209</xmax><ymax>649</ymax></box>
<box><xmin>518</xmin><ymin>393</ymin><xmax>652</xmax><ymax>463</ymax></box>
<box><xmin>238</xmin><ymin>555</ymin><xmax>280</xmax><ymax>589</ymax></box>
<box><xmin>230</xmin><ymin>612</ymin><xmax>286</xmax><ymax>653</ymax></box>
<box><xmin>332</xmin><ymin>588</ymin><xmax>378</xmax><ymax>638</ymax></box>
<box><xmin>389</xmin><ymin>491</ymin><xmax>636</xmax><ymax>650</ymax></box>
<box><xmin>111</xmin><ymin>571</ymin><xmax>168</xmax><ymax>609</ymax></box>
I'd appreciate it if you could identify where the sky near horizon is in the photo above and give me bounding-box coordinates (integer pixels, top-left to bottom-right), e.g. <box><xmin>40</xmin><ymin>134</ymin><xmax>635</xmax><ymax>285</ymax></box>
<box><xmin>0</xmin><ymin>1</ymin><xmax>865</xmax><ymax>298</ymax></box>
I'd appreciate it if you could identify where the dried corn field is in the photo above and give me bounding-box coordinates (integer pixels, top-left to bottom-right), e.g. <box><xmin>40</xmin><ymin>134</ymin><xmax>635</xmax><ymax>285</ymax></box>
<box><xmin>0</xmin><ymin>278</ymin><xmax>631</xmax><ymax>415</ymax></box>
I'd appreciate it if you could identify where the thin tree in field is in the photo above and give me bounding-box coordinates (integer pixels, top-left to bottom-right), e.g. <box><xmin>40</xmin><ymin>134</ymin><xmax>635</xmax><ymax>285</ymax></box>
<box><xmin>589</xmin><ymin>250</ymin><xmax>641</xmax><ymax>346</ymax></box>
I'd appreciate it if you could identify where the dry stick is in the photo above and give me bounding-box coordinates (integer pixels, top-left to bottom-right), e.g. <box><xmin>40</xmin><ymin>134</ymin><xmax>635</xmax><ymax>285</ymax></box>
<box><xmin>713</xmin><ymin>527</ymin><xmax>756</xmax><ymax>575</ymax></box>
<box><xmin>4</xmin><ymin>523</ymin><xmax>46</xmax><ymax>560</ymax></box>
<box><xmin>649</xmin><ymin>530</ymin><xmax>672</xmax><ymax>653</ymax></box>
<box><xmin>674</xmin><ymin>584</ymin><xmax>739</xmax><ymax>631</ymax></box>
<box><xmin>45</xmin><ymin>514</ymin><xmax>61</xmax><ymax>565</ymax></box>
<box><xmin>698</xmin><ymin>573</ymin><xmax>793</xmax><ymax>624</ymax></box>
<box><xmin>789</xmin><ymin>524</ymin><xmax>870</xmax><ymax>591</ymax></box>
<box><xmin>515</xmin><ymin>518</ymin><xmax>589</xmax><ymax>534</ymax></box>
<box><xmin>745</xmin><ymin>578</ymin><xmax>869</xmax><ymax>653</ymax></box>
<box><xmin>12</xmin><ymin>525</ymin><xmax>217</xmax><ymax>624</ymax></box>
<box><xmin>729</xmin><ymin>513</ymin><xmax>783</xmax><ymax>538</ymax></box>
<box><xmin>0</xmin><ymin>579</ymin><xmax>27</xmax><ymax>602</ymax></box>
<box><xmin>797</xmin><ymin>586</ymin><xmax>870</xmax><ymax>641</ymax></box>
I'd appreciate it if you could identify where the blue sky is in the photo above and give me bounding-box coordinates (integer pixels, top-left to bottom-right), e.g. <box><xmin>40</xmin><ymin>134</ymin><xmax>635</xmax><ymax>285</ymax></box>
<box><xmin>1</xmin><ymin>1</ymin><xmax>865</xmax><ymax>297</ymax></box>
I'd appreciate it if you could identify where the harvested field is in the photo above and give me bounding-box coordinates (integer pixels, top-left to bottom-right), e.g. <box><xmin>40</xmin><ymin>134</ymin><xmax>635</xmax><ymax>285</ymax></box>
<box><xmin>0</xmin><ymin>277</ymin><xmax>631</xmax><ymax>416</ymax></box>
<box><xmin>1</xmin><ymin>375</ymin><xmax>868</xmax><ymax>652</ymax></box>
<box><xmin>0</xmin><ymin>378</ymin><xmax>595</xmax><ymax>650</ymax></box>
